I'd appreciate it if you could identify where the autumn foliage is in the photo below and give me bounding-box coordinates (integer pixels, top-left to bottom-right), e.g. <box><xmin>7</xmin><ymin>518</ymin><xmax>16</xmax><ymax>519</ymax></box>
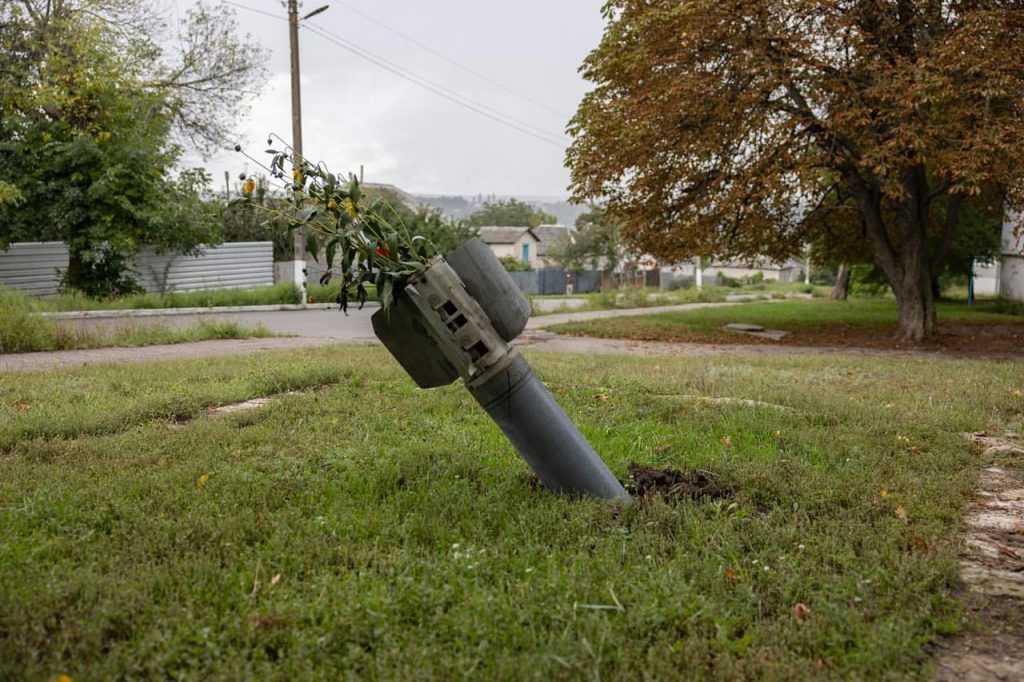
<box><xmin>568</xmin><ymin>1</ymin><xmax>1024</xmax><ymax>341</ymax></box>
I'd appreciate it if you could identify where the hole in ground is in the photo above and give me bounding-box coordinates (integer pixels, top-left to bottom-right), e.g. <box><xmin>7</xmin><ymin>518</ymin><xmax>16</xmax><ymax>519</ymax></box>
<box><xmin>625</xmin><ymin>463</ymin><xmax>733</xmax><ymax>502</ymax></box>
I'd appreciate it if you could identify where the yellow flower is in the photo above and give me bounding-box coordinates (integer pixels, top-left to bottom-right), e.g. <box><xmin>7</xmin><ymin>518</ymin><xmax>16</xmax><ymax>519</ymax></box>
<box><xmin>880</xmin><ymin>488</ymin><xmax>889</xmax><ymax>498</ymax></box>
<box><xmin>327</xmin><ymin>199</ymin><xmax>338</xmax><ymax>210</ymax></box>
<box><xmin>197</xmin><ymin>473</ymin><xmax>209</xmax><ymax>488</ymax></box>
<box><xmin>242</xmin><ymin>178</ymin><xmax>255</xmax><ymax>196</ymax></box>
<box><xmin>56</xmin><ymin>675</ymin><xmax>73</xmax><ymax>682</ymax></box>
<box><xmin>292</xmin><ymin>168</ymin><xmax>304</xmax><ymax>184</ymax></box>
<box><xmin>342</xmin><ymin>198</ymin><xmax>357</xmax><ymax>217</ymax></box>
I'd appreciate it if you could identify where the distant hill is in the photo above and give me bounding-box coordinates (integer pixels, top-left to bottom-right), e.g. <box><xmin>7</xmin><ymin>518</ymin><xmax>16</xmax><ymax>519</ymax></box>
<box><xmin>415</xmin><ymin>194</ymin><xmax>588</xmax><ymax>227</ymax></box>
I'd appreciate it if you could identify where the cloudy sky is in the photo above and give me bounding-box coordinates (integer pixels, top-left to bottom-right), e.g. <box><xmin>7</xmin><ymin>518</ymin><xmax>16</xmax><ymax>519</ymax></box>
<box><xmin>174</xmin><ymin>0</ymin><xmax>607</xmax><ymax>198</ymax></box>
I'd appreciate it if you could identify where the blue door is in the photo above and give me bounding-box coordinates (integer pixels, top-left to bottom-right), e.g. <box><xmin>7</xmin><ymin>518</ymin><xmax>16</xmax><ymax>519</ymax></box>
<box><xmin>521</xmin><ymin>243</ymin><xmax>530</xmax><ymax>264</ymax></box>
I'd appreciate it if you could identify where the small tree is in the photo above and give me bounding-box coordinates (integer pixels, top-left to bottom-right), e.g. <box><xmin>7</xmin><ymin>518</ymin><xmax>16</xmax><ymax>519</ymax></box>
<box><xmin>568</xmin><ymin>1</ymin><xmax>1024</xmax><ymax>342</ymax></box>
<box><xmin>0</xmin><ymin>1</ymin><xmax>266</xmax><ymax>295</ymax></box>
<box><xmin>467</xmin><ymin>198</ymin><xmax>556</xmax><ymax>229</ymax></box>
<box><xmin>548</xmin><ymin>204</ymin><xmax>624</xmax><ymax>273</ymax></box>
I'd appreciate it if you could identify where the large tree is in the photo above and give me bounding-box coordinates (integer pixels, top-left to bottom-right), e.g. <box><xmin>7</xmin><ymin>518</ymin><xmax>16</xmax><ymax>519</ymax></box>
<box><xmin>0</xmin><ymin>1</ymin><xmax>266</xmax><ymax>294</ymax></box>
<box><xmin>568</xmin><ymin>1</ymin><xmax>1024</xmax><ymax>342</ymax></box>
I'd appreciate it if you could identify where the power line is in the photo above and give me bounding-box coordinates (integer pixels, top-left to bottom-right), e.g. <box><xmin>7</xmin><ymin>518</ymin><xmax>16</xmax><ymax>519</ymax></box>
<box><xmin>331</xmin><ymin>0</ymin><xmax>573</xmax><ymax>120</ymax></box>
<box><xmin>221</xmin><ymin>0</ymin><xmax>570</xmax><ymax>149</ymax></box>
<box><xmin>305</xmin><ymin>23</ymin><xmax>569</xmax><ymax>147</ymax></box>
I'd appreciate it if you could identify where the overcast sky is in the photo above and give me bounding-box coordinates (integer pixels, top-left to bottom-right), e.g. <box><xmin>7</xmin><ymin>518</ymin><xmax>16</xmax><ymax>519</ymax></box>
<box><xmin>174</xmin><ymin>0</ymin><xmax>606</xmax><ymax>198</ymax></box>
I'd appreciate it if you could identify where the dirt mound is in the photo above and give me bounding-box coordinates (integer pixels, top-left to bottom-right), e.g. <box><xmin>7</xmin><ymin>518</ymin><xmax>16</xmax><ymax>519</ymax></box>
<box><xmin>626</xmin><ymin>463</ymin><xmax>732</xmax><ymax>501</ymax></box>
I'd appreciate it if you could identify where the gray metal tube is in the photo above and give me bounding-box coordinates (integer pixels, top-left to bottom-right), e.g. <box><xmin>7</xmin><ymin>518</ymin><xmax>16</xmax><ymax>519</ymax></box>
<box><xmin>469</xmin><ymin>353</ymin><xmax>627</xmax><ymax>500</ymax></box>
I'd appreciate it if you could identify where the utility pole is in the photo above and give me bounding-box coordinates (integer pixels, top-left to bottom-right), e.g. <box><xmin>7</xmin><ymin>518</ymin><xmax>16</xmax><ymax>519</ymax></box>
<box><xmin>287</xmin><ymin>0</ymin><xmax>307</xmax><ymax>306</ymax></box>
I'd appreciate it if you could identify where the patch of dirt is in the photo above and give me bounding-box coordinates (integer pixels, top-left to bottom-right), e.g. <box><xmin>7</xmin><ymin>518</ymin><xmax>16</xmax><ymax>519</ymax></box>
<box><xmin>625</xmin><ymin>463</ymin><xmax>733</xmax><ymax>502</ymax></box>
<box><xmin>934</xmin><ymin>432</ymin><xmax>1024</xmax><ymax>680</ymax></box>
<box><xmin>552</xmin><ymin>321</ymin><xmax>1024</xmax><ymax>359</ymax></box>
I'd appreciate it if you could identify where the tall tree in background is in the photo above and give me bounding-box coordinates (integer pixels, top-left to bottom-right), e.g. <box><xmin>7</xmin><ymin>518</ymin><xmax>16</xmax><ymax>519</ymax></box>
<box><xmin>568</xmin><ymin>1</ymin><xmax>1024</xmax><ymax>342</ymax></box>
<box><xmin>548</xmin><ymin>205</ymin><xmax>624</xmax><ymax>272</ymax></box>
<box><xmin>466</xmin><ymin>198</ymin><xmax>557</xmax><ymax>229</ymax></box>
<box><xmin>0</xmin><ymin>0</ymin><xmax>267</xmax><ymax>294</ymax></box>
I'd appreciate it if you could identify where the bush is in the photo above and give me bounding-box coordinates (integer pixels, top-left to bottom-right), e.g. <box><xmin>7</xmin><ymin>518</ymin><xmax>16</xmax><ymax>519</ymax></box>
<box><xmin>848</xmin><ymin>265</ymin><xmax>891</xmax><ymax>297</ymax></box>
<box><xmin>0</xmin><ymin>286</ymin><xmax>64</xmax><ymax>353</ymax></box>
<box><xmin>500</xmin><ymin>256</ymin><xmax>533</xmax><ymax>272</ymax></box>
<box><xmin>716</xmin><ymin>272</ymin><xmax>743</xmax><ymax>288</ymax></box>
<box><xmin>33</xmin><ymin>283</ymin><xmax>301</xmax><ymax>312</ymax></box>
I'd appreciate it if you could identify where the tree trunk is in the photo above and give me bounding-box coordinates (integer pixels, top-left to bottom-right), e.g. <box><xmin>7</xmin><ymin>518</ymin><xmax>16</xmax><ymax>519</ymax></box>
<box><xmin>889</xmin><ymin>259</ymin><xmax>937</xmax><ymax>344</ymax></box>
<box><xmin>830</xmin><ymin>263</ymin><xmax>850</xmax><ymax>300</ymax></box>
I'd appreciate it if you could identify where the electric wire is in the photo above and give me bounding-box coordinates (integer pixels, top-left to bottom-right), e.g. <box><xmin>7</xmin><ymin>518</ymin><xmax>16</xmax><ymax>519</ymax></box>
<box><xmin>221</xmin><ymin>0</ymin><xmax>570</xmax><ymax>149</ymax></box>
<box><xmin>331</xmin><ymin>0</ymin><xmax>573</xmax><ymax>119</ymax></box>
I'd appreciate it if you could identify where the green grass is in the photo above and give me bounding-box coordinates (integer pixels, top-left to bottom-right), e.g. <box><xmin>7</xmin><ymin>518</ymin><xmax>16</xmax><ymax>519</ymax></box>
<box><xmin>548</xmin><ymin>298</ymin><xmax>1024</xmax><ymax>346</ymax></box>
<box><xmin>305</xmin><ymin>282</ymin><xmax>377</xmax><ymax>306</ymax></box>
<box><xmin>1</xmin><ymin>286</ymin><xmax>274</xmax><ymax>353</ymax></box>
<box><xmin>24</xmin><ymin>283</ymin><xmax>302</xmax><ymax>312</ymax></box>
<box><xmin>530</xmin><ymin>284</ymin><xmax>829</xmax><ymax>316</ymax></box>
<box><xmin>2</xmin><ymin>345</ymin><xmax>1022</xmax><ymax>679</ymax></box>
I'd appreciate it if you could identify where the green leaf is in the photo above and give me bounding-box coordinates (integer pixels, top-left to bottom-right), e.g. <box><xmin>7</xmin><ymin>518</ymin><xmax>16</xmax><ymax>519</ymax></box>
<box><xmin>380</xmin><ymin>278</ymin><xmax>394</xmax><ymax>310</ymax></box>
<box><xmin>325</xmin><ymin>239</ymin><xmax>337</xmax><ymax>269</ymax></box>
<box><xmin>306</xmin><ymin>232</ymin><xmax>320</xmax><ymax>261</ymax></box>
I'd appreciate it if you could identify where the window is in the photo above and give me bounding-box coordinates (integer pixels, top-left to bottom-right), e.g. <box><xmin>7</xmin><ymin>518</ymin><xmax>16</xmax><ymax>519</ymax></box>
<box><xmin>521</xmin><ymin>243</ymin><xmax>530</xmax><ymax>263</ymax></box>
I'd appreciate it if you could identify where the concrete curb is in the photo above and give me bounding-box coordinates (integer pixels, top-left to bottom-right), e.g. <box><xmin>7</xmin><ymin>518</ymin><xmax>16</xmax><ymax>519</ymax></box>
<box><xmin>37</xmin><ymin>301</ymin><xmax>381</xmax><ymax>320</ymax></box>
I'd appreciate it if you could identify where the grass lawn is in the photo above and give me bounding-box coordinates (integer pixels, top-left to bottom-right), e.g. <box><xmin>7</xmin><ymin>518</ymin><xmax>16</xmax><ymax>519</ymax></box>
<box><xmin>1</xmin><ymin>286</ymin><xmax>276</xmax><ymax>353</ymax></box>
<box><xmin>2</xmin><ymin>346</ymin><xmax>1022</xmax><ymax>679</ymax></box>
<box><xmin>549</xmin><ymin>298</ymin><xmax>1024</xmax><ymax>355</ymax></box>
<box><xmin>23</xmin><ymin>283</ymin><xmax>302</xmax><ymax>312</ymax></box>
<box><xmin>529</xmin><ymin>283</ymin><xmax>830</xmax><ymax>316</ymax></box>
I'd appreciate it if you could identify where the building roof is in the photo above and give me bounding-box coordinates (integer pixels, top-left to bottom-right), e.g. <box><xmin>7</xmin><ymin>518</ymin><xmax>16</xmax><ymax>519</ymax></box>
<box><xmin>476</xmin><ymin>226</ymin><xmax>539</xmax><ymax>244</ymax></box>
<box><xmin>533</xmin><ymin>224</ymin><xmax>572</xmax><ymax>256</ymax></box>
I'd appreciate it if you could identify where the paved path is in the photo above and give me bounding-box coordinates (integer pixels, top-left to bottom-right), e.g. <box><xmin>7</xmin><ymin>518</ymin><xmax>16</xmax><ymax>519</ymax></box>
<box><xmin>1</xmin><ymin>302</ymin><xmax>743</xmax><ymax>373</ymax></box>
<box><xmin>5</xmin><ymin>301</ymin><xmax>997</xmax><ymax>374</ymax></box>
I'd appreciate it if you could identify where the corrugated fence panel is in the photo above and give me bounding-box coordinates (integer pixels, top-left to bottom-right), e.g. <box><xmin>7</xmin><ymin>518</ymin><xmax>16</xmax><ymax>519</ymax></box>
<box><xmin>131</xmin><ymin>242</ymin><xmax>274</xmax><ymax>293</ymax></box>
<box><xmin>0</xmin><ymin>242</ymin><xmax>69</xmax><ymax>295</ymax></box>
<box><xmin>0</xmin><ymin>242</ymin><xmax>273</xmax><ymax>295</ymax></box>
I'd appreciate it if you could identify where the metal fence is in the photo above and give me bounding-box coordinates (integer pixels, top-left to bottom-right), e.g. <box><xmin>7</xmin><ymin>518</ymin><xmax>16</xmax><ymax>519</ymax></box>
<box><xmin>0</xmin><ymin>241</ymin><xmax>274</xmax><ymax>295</ymax></box>
<box><xmin>0</xmin><ymin>241</ymin><xmax>68</xmax><ymax>296</ymax></box>
<box><xmin>506</xmin><ymin>268</ymin><xmax>604</xmax><ymax>295</ymax></box>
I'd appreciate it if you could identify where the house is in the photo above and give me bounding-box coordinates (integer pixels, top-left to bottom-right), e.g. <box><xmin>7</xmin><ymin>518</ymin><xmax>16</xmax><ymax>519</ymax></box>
<box><xmin>1002</xmin><ymin>210</ymin><xmax>1024</xmax><ymax>302</ymax></box>
<box><xmin>533</xmin><ymin>224</ymin><xmax>573</xmax><ymax>268</ymax></box>
<box><xmin>659</xmin><ymin>257</ymin><xmax>806</xmax><ymax>288</ymax></box>
<box><xmin>704</xmin><ymin>257</ymin><xmax>806</xmax><ymax>284</ymax></box>
<box><xmin>477</xmin><ymin>226</ymin><xmax>542</xmax><ymax>268</ymax></box>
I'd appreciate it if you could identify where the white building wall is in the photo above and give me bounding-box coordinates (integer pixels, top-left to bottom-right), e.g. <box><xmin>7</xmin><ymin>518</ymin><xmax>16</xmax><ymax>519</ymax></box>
<box><xmin>1001</xmin><ymin>211</ymin><xmax>1024</xmax><ymax>302</ymax></box>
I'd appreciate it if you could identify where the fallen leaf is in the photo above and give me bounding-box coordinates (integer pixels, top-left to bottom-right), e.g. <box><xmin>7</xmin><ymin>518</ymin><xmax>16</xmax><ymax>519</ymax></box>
<box><xmin>880</xmin><ymin>488</ymin><xmax>889</xmax><ymax>498</ymax></box>
<box><xmin>912</xmin><ymin>535</ymin><xmax>927</xmax><ymax>551</ymax></box>
<box><xmin>895</xmin><ymin>505</ymin><xmax>908</xmax><ymax>522</ymax></box>
<box><xmin>792</xmin><ymin>603</ymin><xmax>811</xmax><ymax>621</ymax></box>
<box><xmin>722</xmin><ymin>435</ymin><xmax>733</xmax><ymax>446</ymax></box>
<box><xmin>725</xmin><ymin>568</ymin><xmax>741</xmax><ymax>581</ymax></box>
<box><xmin>270</xmin><ymin>573</ymin><xmax>281</xmax><ymax>587</ymax></box>
<box><xmin>594</xmin><ymin>393</ymin><xmax>609</xmax><ymax>403</ymax></box>
<box><xmin>996</xmin><ymin>543</ymin><xmax>1020</xmax><ymax>559</ymax></box>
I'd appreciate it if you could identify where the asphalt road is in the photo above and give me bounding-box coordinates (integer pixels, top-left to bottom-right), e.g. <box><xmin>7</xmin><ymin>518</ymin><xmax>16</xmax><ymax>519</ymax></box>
<box><xmin>2</xmin><ymin>302</ymin><xmax>747</xmax><ymax>374</ymax></box>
